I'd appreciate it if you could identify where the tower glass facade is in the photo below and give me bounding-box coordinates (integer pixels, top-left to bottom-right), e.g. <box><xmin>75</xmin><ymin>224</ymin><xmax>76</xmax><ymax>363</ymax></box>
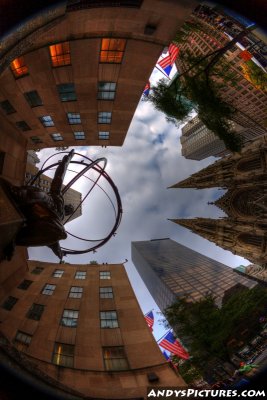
<box><xmin>131</xmin><ymin>238</ymin><xmax>256</xmax><ymax>311</ymax></box>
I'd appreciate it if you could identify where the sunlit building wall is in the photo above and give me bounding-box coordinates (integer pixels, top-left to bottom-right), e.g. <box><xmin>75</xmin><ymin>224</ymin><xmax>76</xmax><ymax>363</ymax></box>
<box><xmin>0</xmin><ymin>261</ymin><xmax>185</xmax><ymax>399</ymax></box>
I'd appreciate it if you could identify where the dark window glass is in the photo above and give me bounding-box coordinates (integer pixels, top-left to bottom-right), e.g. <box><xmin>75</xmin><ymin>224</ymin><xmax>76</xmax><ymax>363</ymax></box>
<box><xmin>26</xmin><ymin>303</ymin><xmax>45</xmax><ymax>321</ymax></box>
<box><xmin>31</xmin><ymin>266</ymin><xmax>44</xmax><ymax>275</ymax></box>
<box><xmin>42</xmin><ymin>283</ymin><xmax>56</xmax><ymax>295</ymax></box>
<box><xmin>100</xmin><ymin>271</ymin><xmax>111</xmax><ymax>279</ymax></box>
<box><xmin>67</xmin><ymin>112</ymin><xmax>81</xmax><ymax>124</ymax></box>
<box><xmin>52</xmin><ymin>343</ymin><xmax>74</xmax><ymax>367</ymax></box>
<box><xmin>103</xmin><ymin>346</ymin><xmax>129</xmax><ymax>371</ymax></box>
<box><xmin>61</xmin><ymin>309</ymin><xmax>79</xmax><ymax>327</ymax></box>
<box><xmin>69</xmin><ymin>286</ymin><xmax>83</xmax><ymax>298</ymax></box>
<box><xmin>0</xmin><ymin>100</ymin><xmax>16</xmax><ymax>114</ymax></box>
<box><xmin>17</xmin><ymin>280</ymin><xmax>33</xmax><ymax>290</ymax></box>
<box><xmin>15</xmin><ymin>121</ymin><xmax>31</xmax><ymax>131</ymax></box>
<box><xmin>31</xmin><ymin>136</ymin><xmax>43</xmax><ymax>144</ymax></box>
<box><xmin>2</xmin><ymin>296</ymin><xmax>18</xmax><ymax>310</ymax></box>
<box><xmin>98</xmin><ymin>111</ymin><xmax>112</xmax><ymax>124</ymax></box>
<box><xmin>75</xmin><ymin>271</ymin><xmax>86</xmax><ymax>279</ymax></box>
<box><xmin>57</xmin><ymin>83</ymin><xmax>77</xmax><ymax>102</ymax></box>
<box><xmin>100</xmin><ymin>287</ymin><xmax>113</xmax><ymax>299</ymax></box>
<box><xmin>52</xmin><ymin>269</ymin><xmax>64</xmax><ymax>278</ymax></box>
<box><xmin>74</xmin><ymin>131</ymin><xmax>85</xmax><ymax>140</ymax></box>
<box><xmin>100</xmin><ymin>310</ymin><xmax>118</xmax><ymax>328</ymax></box>
<box><xmin>14</xmin><ymin>331</ymin><xmax>32</xmax><ymax>351</ymax></box>
<box><xmin>98</xmin><ymin>82</ymin><xmax>116</xmax><ymax>100</ymax></box>
<box><xmin>24</xmin><ymin>90</ymin><xmax>43</xmax><ymax>107</ymax></box>
<box><xmin>99</xmin><ymin>131</ymin><xmax>109</xmax><ymax>140</ymax></box>
<box><xmin>0</xmin><ymin>152</ymin><xmax>5</xmax><ymax>174</ymax></box>
<box><xmin>39</xmin><ymin>115</ymin><xmax>54</xmax><ymax>127</ymax></box>
<box><xmin>50</xmin><ymin>133</ymin><xmax>63</xmax><ymax>141</ymax></box>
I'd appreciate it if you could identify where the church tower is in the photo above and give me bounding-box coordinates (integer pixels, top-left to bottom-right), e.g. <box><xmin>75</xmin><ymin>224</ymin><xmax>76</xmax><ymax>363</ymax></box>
<box><xmin>170</xmin><ymin>135</ymin><xmax>267</xmax><ymax>267</ymax></box>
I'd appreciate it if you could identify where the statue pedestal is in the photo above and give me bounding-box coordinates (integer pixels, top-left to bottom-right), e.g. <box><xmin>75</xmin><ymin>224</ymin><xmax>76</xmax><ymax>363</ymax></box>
<box><xmin>0</xmin><ymin>184</ymin><xmax>25</xmax><ymax>260</ymax></box>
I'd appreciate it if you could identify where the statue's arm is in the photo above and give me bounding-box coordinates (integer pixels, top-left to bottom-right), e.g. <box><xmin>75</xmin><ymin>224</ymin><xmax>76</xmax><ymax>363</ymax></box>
<box><xmin>50</xmin><ymin>149</ymin><xmax>74</xmax><ymax>196</ymax></box>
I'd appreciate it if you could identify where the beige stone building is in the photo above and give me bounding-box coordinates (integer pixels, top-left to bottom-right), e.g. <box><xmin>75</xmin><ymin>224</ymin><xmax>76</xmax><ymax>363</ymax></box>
<box><xmin>0</xmin><ymin>261</ymin><xmax>185</xmax><ymax>398</ymax></box>
<box><xmin>170</xmin><ymin>134</ymin><xmax>267</xmax><ymax>267</ymax></box>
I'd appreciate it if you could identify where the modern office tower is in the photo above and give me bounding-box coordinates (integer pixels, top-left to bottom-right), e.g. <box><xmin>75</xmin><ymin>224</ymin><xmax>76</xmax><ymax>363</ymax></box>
<box><xmin>25</xmin><ymin>162</ymin><xmax>82</xmax><ymax>224</ymax></box>
<box><xmin>180</xmin><ymin>115</ymin><xmax>262</xmax><ymax>160</ymax></box>
<box><xmin>175</xmin><ymin>5</ymin><xmax>267</xmax><ymax>142</ymax></box>
<box><xmin>234</xmin><ymin>264</ymin><xmax>267</xmax><ymax>284</ymax></box>
<box><xmin>0</xmin><ymin>261</ymin><xmax>185</xmax><ymax>399</ymax></box>
<box><xmin>131</xmin><ymin>238</ymin><xmax>256</xmax><ymax>311</ymax></box>
<box><xmin>170</xmin><ymin>135</ymin><xmax>267</xmax><ymax>267</ymax></box>
<box><xmin>0</xmin><ymin>0</ymin><xmax>196</xmax><ymax>175</ymax></box>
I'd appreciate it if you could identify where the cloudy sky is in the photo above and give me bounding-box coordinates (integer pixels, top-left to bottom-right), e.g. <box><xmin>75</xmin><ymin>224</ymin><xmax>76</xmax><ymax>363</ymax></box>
<box><xmin>29</xmin><ymin>66</ymin><xmax>250</xmax><ymax>342</ymax></box>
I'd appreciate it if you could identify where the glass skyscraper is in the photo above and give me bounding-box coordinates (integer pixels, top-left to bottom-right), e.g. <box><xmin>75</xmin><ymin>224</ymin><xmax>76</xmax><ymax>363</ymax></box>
<box><xmin>131</xmin><ymin>238</ymin><xmax>256</xmax><ymax>312</ymax></box>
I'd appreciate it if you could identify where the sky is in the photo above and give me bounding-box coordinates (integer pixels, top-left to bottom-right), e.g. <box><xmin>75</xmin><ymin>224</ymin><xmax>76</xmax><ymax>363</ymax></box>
<box><xmin>28</xmin><ymin>64</ymin><xmax>250</xmax><ymax>343</ymax></box>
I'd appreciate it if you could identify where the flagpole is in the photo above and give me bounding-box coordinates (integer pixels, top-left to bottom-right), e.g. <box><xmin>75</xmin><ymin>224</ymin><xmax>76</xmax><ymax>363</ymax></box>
<box><xmin>157</xmin><ymin>329</ymin><xmax>171</xmax><ymax>343</ymax></box>
<box><xmin>155</xmin><ymin>65</ymin><xmax>171</xmax><ymax>80</ymax></box>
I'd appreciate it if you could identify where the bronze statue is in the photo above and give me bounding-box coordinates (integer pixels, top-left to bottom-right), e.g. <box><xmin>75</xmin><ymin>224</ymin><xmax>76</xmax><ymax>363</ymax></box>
<box><xmin>2</xmin><ymin>150</ymin><xmax>75</xmax><ymax>260</ymax></box>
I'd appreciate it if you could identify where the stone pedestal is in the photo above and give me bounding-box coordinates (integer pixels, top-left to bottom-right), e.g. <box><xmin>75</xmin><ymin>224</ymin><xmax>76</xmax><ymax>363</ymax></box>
<box><xmin>0</xmin><ymin>184</ymin><xmax>24</xmax><ymax>260</ymax></box>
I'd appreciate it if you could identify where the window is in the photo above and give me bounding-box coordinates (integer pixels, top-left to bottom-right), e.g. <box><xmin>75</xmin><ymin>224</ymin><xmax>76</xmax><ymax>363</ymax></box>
<box><xmin>75</xmin><ymin>271</ymin><xmax>86</xmax><ymax>280</ymax></box>
<box><xmin>31</xmin><ymin>266</ymin><xmax>44</xmax><ymax>275</ymax></box>
<box><xmin>100</xmin><ymin>311</ymin><xmax>118</xmax><ymax>328</ymax></box>
<box><xmin>10</xmin><ymin>56</ymin><xmax>28</xmax><ymax>78</ymax></box>
<box><xmin>15</xmin><ymin>121</ymin><xmax>31</xmax><ymax>131</ymax></box>
<box><xmin>67</xmin><ymin>112</ymin><xmax>81</xmax><ymax>124</ymax></box>
<box><xmin>98</xmin><ymin>111</ymin><xmax>112</xmax><ymax>124</ymax></box>
<box><xmin>14</xmin><ymin>331</ymin><xmax>32</xmax><ymax>351</ymax></box>
<box><xmin>26</xmin><ymin>303</ymin><xmax>45</xmax><ymax>321</ymax></box>
<box><xmin>52</xmin><ymin>269</ymin><xmax>64</xmax><ymax>278</ymax></box>
<box><xmin>61</xmin><ymin>309</ymin><xmax>79</xmax><ymax>327</ymax></box>
<box><xmin>100</xmin><ymin>271</ymin><xmax>111</xmax><ymax>279</ymax></box>
<box><xmin>52</xmin><ymin>343</ymin><xmax>74</xmax><ymax>367</ymax></box>
<box><xmin>0</xmin><ymin>100</ymin><xmax>16</xmax><ymax>114</ymax></box>
<box><xmin>2</xmin><ymin>296</ymin><xmax>18</xmax><ymax>310</ymax></box>
<box><xmin>17</xmin><ymin>280</ymin><xmax>32</xmax><ymax>290</ymax></box>
<box><xmin>99</xmin><ymin>131</ymin><xmax>109</xmax><ymax>140</ymax></box>
<box><xmin>98</xmin><ymin>82</ymin><xmax>116</xmax><ymax>100</ymax></box>
<box><xmin>100</xmin><ymin>38</ymin><xmax>126</xmax><ymax>63</ymax></box>
<box><xmin>31</xmin><ymin>136</ymin><xmax>43</xmax><ymax>144</ymax></box>
<box><xmin>69</xmin><ymin>286</ymin><xmax>83</xmax><ymax>298</ymax></box>
<box><xmin>42</xmin><ymin>283</ymin><xmax>56</xmax><ymax>295</ymax></box>
<box><xmin>24</xmin><ymin>90</ymin><xmax>43</xmax><ymax>107</ymax></box>
<box><xmin>39</xmin><ymin>115</ymin><xmax>54</xmax><ymax>127</ymax></box>
<box><xmin>51</xmin><ymin>133</ymin><xmax>63</xmax><ymax>141</ymax></box>
<box><xmin>49</xmin><ymin>42</ymin><xmax>71</xmax><ymax>67</ymax></box>
<box><xmin>100</xmin><ymin>287</ymin><xmax>113</xmax><ymax>299</ymax></box>
<box><xmin>103</xmin><ymin>346</ymin><xmax>129</xmax><ymax>371</ymax></box>
<box><xmin>0</xmin><ymin>152</ymin><xmax>5</xmax><ymax>174</ymax></box>
<box><xmin>57</xmin><ymin>83</ymin><xmax>77</xmax><ymax>102</ymax></box>
<box><xmin>74</xmin><ymin>131</ymin><xmax>85</xmax><ymax>140</ymax></box>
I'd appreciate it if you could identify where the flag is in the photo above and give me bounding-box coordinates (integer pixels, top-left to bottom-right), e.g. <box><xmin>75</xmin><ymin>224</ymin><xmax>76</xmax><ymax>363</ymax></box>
<box><xmin>143</xmin><ymin>81</ymin><xmax>150</xmax><ymax>96</ymax></box>
<box><xmin>144</xmin><ymin>310</ymin><xmax>154</xmax><ymax>330</ymax></box>
<box><xmin>159</xmin><ymin>331</ymin><xmax>189</xmax><ymax>360</ymax></box>
<box><xmin>162</xmin><ymin>350</ymin><xmax>170</xmax><ymax>361</ymax></box>
<box><xmin>158</xmin><ymin>55</ymin><xmax>173</xmax><ymax>76</ymax></box>
<box><xmin>168</xmin><ymin>43</ymin><xmax>179</xmax><ymax>64</ymax></box>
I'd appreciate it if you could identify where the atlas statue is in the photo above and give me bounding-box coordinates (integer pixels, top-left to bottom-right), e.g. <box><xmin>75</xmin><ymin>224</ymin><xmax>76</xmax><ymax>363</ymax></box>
<box><xmin>1</xmin><ymin>149</ymin><xmax>122</xmax><ymax>261</ymax></box>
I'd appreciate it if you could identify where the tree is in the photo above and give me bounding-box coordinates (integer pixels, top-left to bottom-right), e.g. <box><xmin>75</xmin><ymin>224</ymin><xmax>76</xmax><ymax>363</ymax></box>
<box><xmin>148</xmin><ymin>20</ymin><xmax>257</xmax><ymax>152</ymax></box>
<box><xmin>163</xmin><ymin>285</ymin><xmax>267</xmax><ymax>366</ymax></box>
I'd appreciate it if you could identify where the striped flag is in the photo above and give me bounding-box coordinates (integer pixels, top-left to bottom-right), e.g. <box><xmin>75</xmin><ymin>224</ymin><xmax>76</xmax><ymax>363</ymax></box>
<box><xmin>162</xmin><ymin>350</ymin><xmax>170</xmax><ymax>361</ymax></box>
<box><xmin>159</xmin><ymin>331</ymin><xmax>189</xmax><ymax>360</ymax></box>
<box><xmin>143</xmin><ymin>81</ymin><xmax>150</xmax><ymax>96</ymax></box>
<box><xmin>144</xmin><ymin>310</ymin><xmax>154</xmax><ymax>330</ymax></box>
<box><xmin>168</xmin><ymin>43</ymin><xmax>179</xmax><ymax>64</ymax></box>
<box><xmin>158</xmin><ymin>55</ymin><xmax>173</xmax><ymax>76</ymax></box>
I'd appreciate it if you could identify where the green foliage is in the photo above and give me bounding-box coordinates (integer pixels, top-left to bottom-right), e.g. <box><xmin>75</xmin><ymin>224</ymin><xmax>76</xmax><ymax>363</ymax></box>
<box><xmin>244</xmin><ymin>61</ymin><xmax>267</xmax><ymax>92</ymax></box>
<box><xmin>164</xmin><ymin>285</ymin><xmax>267</xmax><ymax>364</ymax></box>
<box><xmin>178</xmin><ymin>360</ymin><xmax>203</xmax><ymax>383</ymax></box>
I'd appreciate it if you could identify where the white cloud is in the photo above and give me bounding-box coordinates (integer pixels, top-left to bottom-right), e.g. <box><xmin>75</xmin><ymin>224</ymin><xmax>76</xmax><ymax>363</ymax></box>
<box><xmin>30</xmin><ymin>93</ymin><xmax>250</xmax><ymax>340</ymax></box>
